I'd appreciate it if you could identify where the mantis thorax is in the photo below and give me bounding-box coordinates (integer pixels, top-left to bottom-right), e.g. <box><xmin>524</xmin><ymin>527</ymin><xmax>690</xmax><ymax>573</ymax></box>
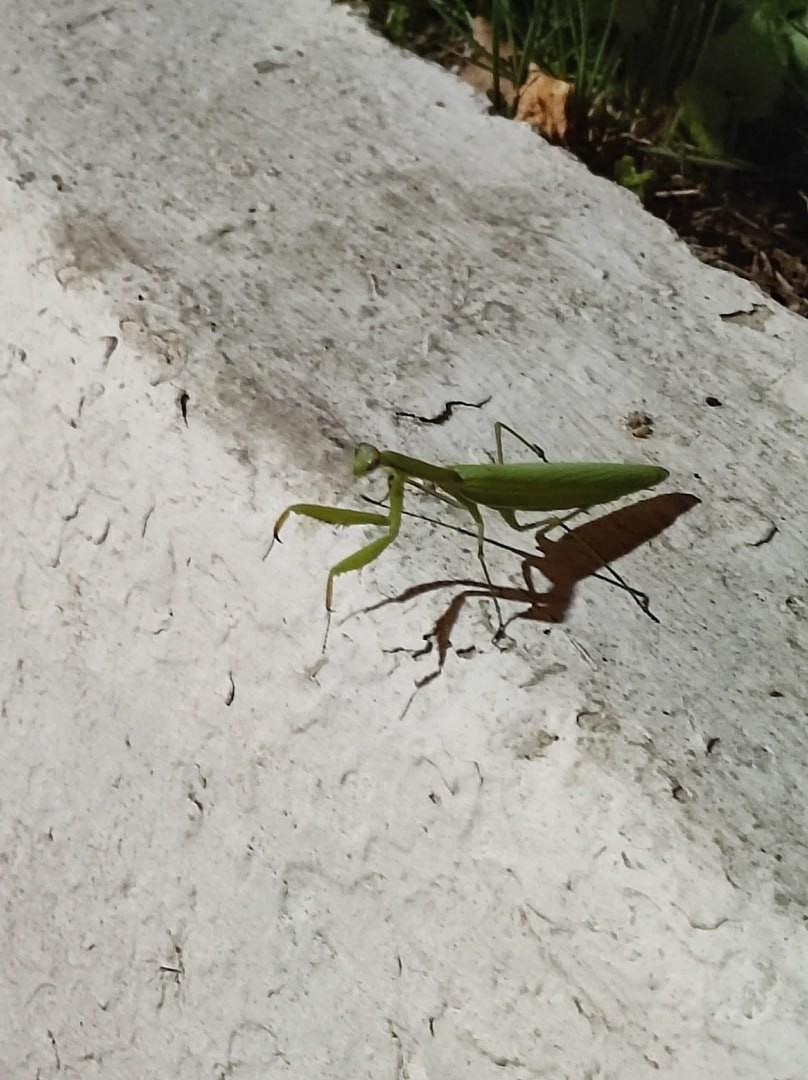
<box><xmin>354</xmin><ymin>443</ymin><xmax>382</xmax><ymax>477</ymax></box>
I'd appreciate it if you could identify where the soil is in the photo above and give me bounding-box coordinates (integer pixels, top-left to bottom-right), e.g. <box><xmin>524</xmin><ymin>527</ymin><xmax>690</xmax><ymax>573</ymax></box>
<box><xmin>646</xmin><ymin>176</ymin><xmax>808</xmax><ymax>316</ymax></box>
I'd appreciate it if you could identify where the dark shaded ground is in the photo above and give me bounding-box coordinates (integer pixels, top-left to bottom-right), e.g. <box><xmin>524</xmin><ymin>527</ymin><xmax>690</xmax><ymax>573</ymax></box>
<box><xmin>647</xmin><ymin>176</ymin><xmax>808</xmax><ymax>316</ymax></box>
<box><xmin>355</xmin><ymin>3</ymin><xmax>808</xmax><ymax>318</ymax></box>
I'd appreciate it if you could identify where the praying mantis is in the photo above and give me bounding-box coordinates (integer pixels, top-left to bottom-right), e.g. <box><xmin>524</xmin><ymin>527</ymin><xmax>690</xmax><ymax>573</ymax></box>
<box><xmin>271</xmin><ymin>422</ymin><xmax>669</xmax><ymax>641</ymax></box>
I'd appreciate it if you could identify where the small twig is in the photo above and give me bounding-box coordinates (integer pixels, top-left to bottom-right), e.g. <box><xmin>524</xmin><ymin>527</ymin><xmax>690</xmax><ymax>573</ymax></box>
<box><xmin>394</xmin><ymin>396</ymin><xmax>492</xmax><ymax>426</ymax></box>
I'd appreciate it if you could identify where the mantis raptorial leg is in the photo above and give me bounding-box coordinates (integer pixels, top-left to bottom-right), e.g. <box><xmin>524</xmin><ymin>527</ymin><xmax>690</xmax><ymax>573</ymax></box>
<box><xmin>273</xmin><ymin>472</ymin><xmax>405</xmax><ymax>647</ymax></box>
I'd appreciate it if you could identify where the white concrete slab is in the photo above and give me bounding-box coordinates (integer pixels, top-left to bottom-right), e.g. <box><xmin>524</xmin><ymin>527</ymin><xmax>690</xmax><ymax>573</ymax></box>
<box><xmin>1</xmin><ymin>1</ymin><xmax>807</xmax><ymax>1077</ymax></box>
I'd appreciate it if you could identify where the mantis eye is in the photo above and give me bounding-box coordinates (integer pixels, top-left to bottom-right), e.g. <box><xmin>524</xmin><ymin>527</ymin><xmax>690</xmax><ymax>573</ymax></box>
<box><xmin>353</xmin><ymin>443</ymin><xmax>381</xmax><ymax>477</ymax></box>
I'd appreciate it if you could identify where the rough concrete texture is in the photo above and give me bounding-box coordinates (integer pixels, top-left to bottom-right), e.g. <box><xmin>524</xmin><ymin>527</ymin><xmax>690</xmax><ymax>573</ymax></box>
<box><xmin>1</xmin><ymin>1</ymin><xmax>807</xmax><ymax>1078</ymax></box>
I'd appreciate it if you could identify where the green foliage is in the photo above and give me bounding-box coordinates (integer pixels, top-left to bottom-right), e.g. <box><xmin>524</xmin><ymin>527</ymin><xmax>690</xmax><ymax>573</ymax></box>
<box><xmin>614</xmin><ymin>154</ymin><xmax>655</xmax><ymax>196</ymax></box>
<box><xmin>356</xmin><ymin>0</ymin><xmax>808</xmax><ymax>171</ymax></box>
<box><xmin>384</xmin><ymin>3</ymin><xmax>412</xmax><ymax>41</ymax></box>
<box><xmin>675</xmin><ymin>3</ymin><xmax>793</xmax><ymax>156</ymax></box>
<box><xmin>361</xmin><ymin>0</ymin><xmax>438</xmax><ymax>45</ymax></box>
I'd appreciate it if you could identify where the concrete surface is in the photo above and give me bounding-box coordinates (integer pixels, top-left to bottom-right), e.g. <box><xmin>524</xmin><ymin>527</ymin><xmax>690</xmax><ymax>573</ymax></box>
<box><xmin>2</xmin><ymin>1</ymin><xmax>807</xmax><ymax>1077</ymax></box>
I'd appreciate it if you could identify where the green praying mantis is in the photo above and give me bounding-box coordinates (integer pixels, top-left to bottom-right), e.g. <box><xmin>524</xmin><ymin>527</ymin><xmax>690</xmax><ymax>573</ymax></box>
<box><xmin>271</xmin><ymin>422</ymin><xmax>669</xmax><ymax>643</ymax></box>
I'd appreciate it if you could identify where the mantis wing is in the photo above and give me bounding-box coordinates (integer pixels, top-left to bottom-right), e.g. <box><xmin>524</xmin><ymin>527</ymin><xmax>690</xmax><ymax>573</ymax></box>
<box><xmin>453</xmin><ymin>461</ymin><xmax>669</xmax><ymax>512</ymax></box>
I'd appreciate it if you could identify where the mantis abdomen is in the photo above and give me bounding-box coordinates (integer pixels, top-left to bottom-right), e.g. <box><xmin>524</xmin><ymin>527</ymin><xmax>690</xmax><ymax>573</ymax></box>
<box><xmin>452</xmin><ymin>461</ymin><xmax>669</xmax><ymax>512</ymax></box>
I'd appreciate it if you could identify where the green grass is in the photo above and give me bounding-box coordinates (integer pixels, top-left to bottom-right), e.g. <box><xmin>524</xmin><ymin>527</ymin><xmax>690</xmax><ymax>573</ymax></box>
<box><xmin>352</xmin><ymin>0</ymin><xmax>808</xmax><ymax>186</ymax></box>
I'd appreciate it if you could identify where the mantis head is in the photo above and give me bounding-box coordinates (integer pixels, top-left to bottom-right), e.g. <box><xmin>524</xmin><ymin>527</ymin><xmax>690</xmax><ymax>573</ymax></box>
<box><xmin>353</xmin><ymin>443</ymin><xmax>382</xmax><ymax>478</ymax></box>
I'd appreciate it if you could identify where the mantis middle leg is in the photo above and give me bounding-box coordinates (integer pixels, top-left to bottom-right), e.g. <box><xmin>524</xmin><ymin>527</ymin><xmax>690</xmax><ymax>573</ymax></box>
<box><xmin>404</xmin><ymin>476</ymin><xmax>505</xmax><ymax>631</ymax></box>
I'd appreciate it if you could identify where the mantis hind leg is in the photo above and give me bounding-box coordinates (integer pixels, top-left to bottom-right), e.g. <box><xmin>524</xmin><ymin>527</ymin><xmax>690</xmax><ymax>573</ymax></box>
<box><xmin>499</xmin><ymin>506</ymin><xmax>585</xmax><ymax>535</ymax></box>
<box><xmin>493</xmin><ymin>421</ymin><xmax>548</xmax><ymax>466</ymax></box>
<box><xmin>493</xmin><ymin>422</ymin><xmax>651</xmax><ymax>616</ymax></box>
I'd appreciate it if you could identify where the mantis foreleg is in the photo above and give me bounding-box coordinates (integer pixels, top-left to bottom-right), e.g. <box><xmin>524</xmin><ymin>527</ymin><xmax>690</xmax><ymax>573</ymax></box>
<box><xmin>323</xmin><ymin>472</ymin><xmax>404</xmax><ymax>611</ymax></box>
<box><xmin>273</xmin><ymin>474</ymin><xmax>405</xmax><ymax>648</ymax></box>
<box><xmin>273</xmin><ymin>504</ymin><xmax>388</xmax><ymax>537</ymax></box>
<box><xmin>274</xmin><ymin>477</ymin><xmax>405</xmax><ymax>610</ymax></box>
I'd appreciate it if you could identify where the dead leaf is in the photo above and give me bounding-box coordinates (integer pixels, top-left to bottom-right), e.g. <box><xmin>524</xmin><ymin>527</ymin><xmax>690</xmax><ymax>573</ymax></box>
<box><xmin>470</xmin><ymin>16</ymin><xmax>512</xmax><ymax>61</ymax></box>
<box><xmin>456</xmin><ymin>17</ymin><xmax>515</xmax><ymax>107</ymax></box>
<box><xmin>515</xmin><ymin>63</ymin><xmax>573</xmax><ymax>144</ymax></box>
<box><xmin>453</xmin><ymin>21</ymin><xmax>573</xmax><ymax>142</ymax></box>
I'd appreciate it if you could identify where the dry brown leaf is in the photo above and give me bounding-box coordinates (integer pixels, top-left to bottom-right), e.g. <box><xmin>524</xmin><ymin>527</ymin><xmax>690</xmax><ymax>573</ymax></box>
<box><xmin>470</xmin><ymin>15</ymin><xmax>512</xmax><ymax>61</ymax></box>
<box><xmin>515</xmin><ymin>63</ymin><xmax>573</xmax><ymax>144</ymax></box>
<box><xmin>456</xmin><ymin>17</ymin><xmax>515</xmax><ymax>107</ymax></box>
<box><xmin>454</xmin><ymin>21</ymin><xmax>573</xmax><ymax>140</ymax></box>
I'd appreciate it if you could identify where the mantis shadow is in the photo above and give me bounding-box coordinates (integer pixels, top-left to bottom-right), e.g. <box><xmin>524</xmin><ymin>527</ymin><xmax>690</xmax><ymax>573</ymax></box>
<box><xmin>355</xmin><ymin>492</ymin><xmax>700</xmax><ymax>693</ymax></box>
